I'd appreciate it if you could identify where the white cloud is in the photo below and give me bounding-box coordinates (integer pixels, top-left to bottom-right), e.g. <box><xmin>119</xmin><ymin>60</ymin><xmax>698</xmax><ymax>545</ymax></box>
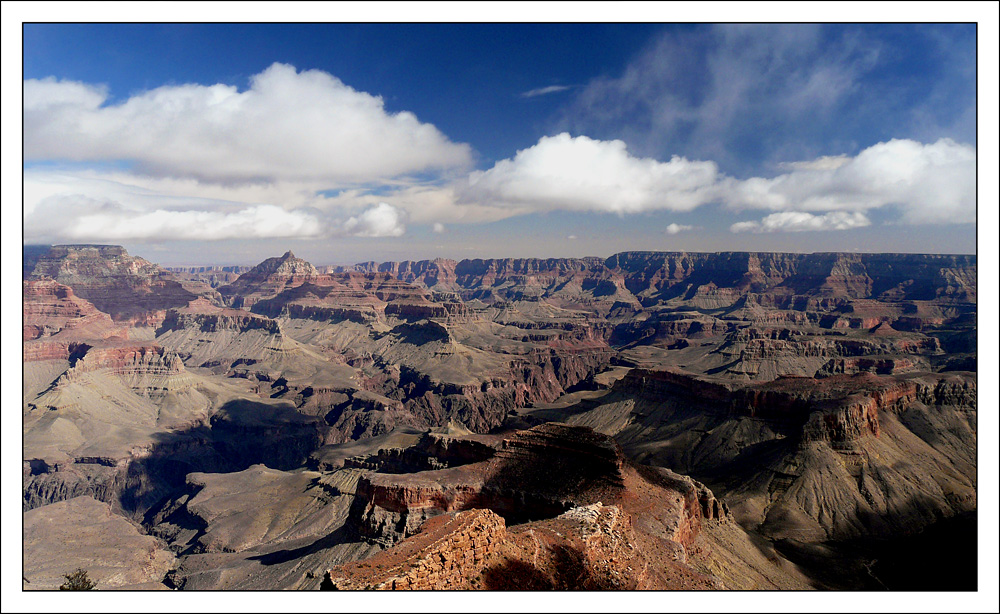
<box><xmin>24</xmin><ymin>63</ymin><xmax>472</xmax><ymax>184</ymax></box>
<box><xmin>432</xmin><ymin>222</ymin><xmax>446</xmax><ymax>234</ymax></box>
<box><xmin>567</xmin><ymin>234</ymin><xmax>578</xmax><ymax>240</ymax></box>
<box><xmin>461</xmin><ymin>134</ymin><xmax>974</xmax><ymax>227</ymax></box>
<box><xmin>665</xmin><ymin>223</ymin><xmax>694</xmax><ymax>234</ymax></box>
<box><xmin>23</xmin><ymin>170</ymin><xmax>329</xmax><ymax>242</ymax></box>
<box><xmin>73</xmin><ymin>204</ymin><xmax>322</xmax><ymax>241</ymax></box>
<box><xmin>23</xmin><ymin>76</ymin><xmax>107</xmax><ymax>109</ymax></box>
<box><xmin>26</xmin><ymin>190</ymin><xmax>323</xmax><ymax>241</ymax></box>
<box><xmin>463</xmin><ymin>133</ymin><xmax>721</xmax><ymax>214</ymax></box>
<box><xmin>344</xmin><ymin>203</ymin><xmax>406</xmax><ymax>237</ymax></box>
<box><xmin>22</xmin><ymin>133</ymin><xmax>974</xmax><ymax>245</ymax></box>
<box><xmin>22</xmin><ymin>169</ymin><xmax>425</xmax><ymax>242</ymax></box>
<box><xmin>521</xmin><ymin>85</ymin><xmax>572</xmax><ymax>98</ymax></box>
<box><xmin>20</xmin><ymin>168</ymin><xmax>508</xmax><ymax>243</ymax></box>
<box><xmin>722</xmin><ymin>138</ymin><xmax>976</xmax><ymax>224</ymax></box>
<box><xmin>730</xmin><ymin>211</ymin><xmax>871</xmax><ymax>233</ymax></box>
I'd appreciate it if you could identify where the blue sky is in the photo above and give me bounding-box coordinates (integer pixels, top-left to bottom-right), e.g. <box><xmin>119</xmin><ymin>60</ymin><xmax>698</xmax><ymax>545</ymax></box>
<box><xmin>21</xmin><ymin>22</ymin><xmax>980</xmax><ymax>265</ymax></box>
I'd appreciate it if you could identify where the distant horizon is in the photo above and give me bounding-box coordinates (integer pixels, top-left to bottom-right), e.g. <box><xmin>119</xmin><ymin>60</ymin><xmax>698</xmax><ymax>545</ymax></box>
<box><xmin>23</xmin><ymin>242</ymin><xmax>979</xmax><ymax>271</ymax></box>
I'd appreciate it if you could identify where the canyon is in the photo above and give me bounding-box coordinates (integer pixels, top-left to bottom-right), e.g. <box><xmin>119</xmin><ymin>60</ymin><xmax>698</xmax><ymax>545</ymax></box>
<box><xmin>21</xmin><ymin>244</ymin><xmax>976</xmax><ymax>590</ymax></box>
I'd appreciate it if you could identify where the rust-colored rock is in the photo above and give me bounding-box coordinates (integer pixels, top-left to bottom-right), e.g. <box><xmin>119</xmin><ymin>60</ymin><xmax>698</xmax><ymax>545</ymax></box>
<box><xmin>28</xmin><ymin>245</ymin><xmax>199</xmax><ymax>325</ymax></box>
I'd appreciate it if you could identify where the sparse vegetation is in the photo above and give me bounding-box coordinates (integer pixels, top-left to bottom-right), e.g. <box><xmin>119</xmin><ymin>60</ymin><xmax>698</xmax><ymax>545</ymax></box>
<box><xmin>59</xmin><ymin>568</ymin><xmax>97</xmax><ymax>590</ymax></box>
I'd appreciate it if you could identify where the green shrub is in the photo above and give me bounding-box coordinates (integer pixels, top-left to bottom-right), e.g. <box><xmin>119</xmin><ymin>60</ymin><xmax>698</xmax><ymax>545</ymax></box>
<box><xmin>59</xmin><ymin>568</ymin><xmax>96</xmax><ymax>590</ymax></box>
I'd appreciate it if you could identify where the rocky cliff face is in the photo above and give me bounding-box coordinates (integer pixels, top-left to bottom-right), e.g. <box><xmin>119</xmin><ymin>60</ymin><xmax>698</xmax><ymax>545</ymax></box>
<box><xmin>28</xmin><ymin>245</ymin><xmax>198</xmax><ymax>325</ymax></box>
<box><xmin>323</xmin><ymin>508</ymin><xmax>508</xmax><ymax>590</ymax></box>
<box><xmin>157</xmin><ymin>299</ymin><xmax>282</xmax><ymax>335</ymax></box>
<box><xmin>22</xmin><ymin>279</ymin><xmax>124</xmax><ymax>342</ymax></box>
<box><xmin>166</xmin><ymin>265</ymin><xmax>253</xmax><ymax>289</ymax></box>
<box><xmin>23</xmin><ymin>279</ymin><xmax>129</xmax><ymax>364</ymax></box>
<box><xmin>602</xmin><ymin>251</ymin><xmax>976</xmax><ymax>303</ymax></box>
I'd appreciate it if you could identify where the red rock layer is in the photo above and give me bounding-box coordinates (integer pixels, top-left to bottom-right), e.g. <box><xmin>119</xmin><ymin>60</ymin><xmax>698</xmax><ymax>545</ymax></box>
<box><xmin>23</xmin><ymin>279</ymin><xmax>128</xmax><ymax>362</ymax></box>
<box><xmin>28</xmin><ymin>245</ymin><xmax>197</xmax><ymax>325</ymax></box>
<box><xmin>60</xmin><ymin>342</ymin><xmax>185</xmax><ymax>379</ymax></box>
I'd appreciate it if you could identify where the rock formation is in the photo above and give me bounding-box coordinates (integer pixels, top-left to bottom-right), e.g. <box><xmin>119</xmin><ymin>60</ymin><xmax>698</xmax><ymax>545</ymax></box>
<box><xmin>27</xmin><ymin>245</ymin><xmax>201</xmax><ymax>326</ymax></box>
<box><xmin>322</xmin><ymin>423</ymin><xmax>806</xmax><ymax>590</ymax></box>
<box><xmin>21</xmin><ymin>246</ymin><xmax>976</xmax><ymax>591</ymax></box>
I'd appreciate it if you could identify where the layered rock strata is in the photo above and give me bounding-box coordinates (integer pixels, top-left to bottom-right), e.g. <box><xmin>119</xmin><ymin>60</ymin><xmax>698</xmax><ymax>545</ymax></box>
<box><xmin>28</xmin><ymin>245</ymin><xmax>198</xmax><ymax>325</ymax></box>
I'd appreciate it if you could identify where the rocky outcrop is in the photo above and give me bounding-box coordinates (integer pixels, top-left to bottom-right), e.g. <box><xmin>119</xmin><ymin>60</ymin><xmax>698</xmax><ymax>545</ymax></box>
<box><xmin>220</xmin><ymin>253</ymin><xmax>449</xmax><ymax>328</ymax></box>
<box><xmin>348</xmin><ymin>251</ymin><xmax>975</xmax><ymax>315</ymax></box>
<box><xmin>816</xmin><ymin>357</ymin><xmax>919</xmax><ymax>377</ymax></box>
<box><xmin>719</xmin><ymin>325</ymin><xmax>941</xmax><ymax>361</ymax></box>
<box><xmin>217</xmin><ymin>251</ymin><xmax>320</xmax><ymax>309</ymax></box>
<box><xmin>22</xmin><ymin>279</ymin><xmax>124</xmax><ymax>341</ymax></box>
<box><xmin>61</xmin><ymin>343</ymin><xmax>184</xmax><ymax>378</ymax></box>
<box><xmin>22</xmin><ymin>280</ymin><xmax>129</xmax><ymax>365</ymax></box>
<box><xmin>165</xmin><ymin>265</ymin><xmax>252</xmax><ymax>289</ymax></box>
<box><xmin>312</xmin><ymin>338</ymin><xmax>613</xmax><ymax>442</ymax></box>
<box><xmin>603</xmin><ymin>251</ymin><xmax>975</xmax><ymax>304</ymax></box>
<box><xmin>347</xmin><ymin>424</ymin><xmax>631</xmax><ymax>546</ymax></box>
<box><xmin>28</xmin><ymin>245</ymin><xmax>198</xmax><ymax>325</ymax></box>
<box><xmin>323</xmin><ymin>508</ymin><xmax>507</xmax><ymax>590</ymax></box>
<box><xmin>157</xmin><ymin>299</ymin><xmax>281</xmax><ymax>335</ymax></box>
<box><xmin>342</xmin><ymin>432</ymin><xmax>496</xmax><ymax>473</ymax></box>
<box><xmin>613</xmin><ymin>367</ymin><xmax>946</xmax><ymax>446</ymax></box>
<box><xmin>320</xmin><ymin>424</ymin><xmax>776</xmax><ymax>591</ymax></box>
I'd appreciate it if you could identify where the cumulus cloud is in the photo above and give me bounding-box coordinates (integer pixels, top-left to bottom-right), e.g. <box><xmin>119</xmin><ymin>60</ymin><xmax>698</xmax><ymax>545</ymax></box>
<box><xmin>521</xmin><ymin>85</ymin><xmax>572</xmax><ymax>98</ymax></box>
<box><xmin>23</xmin><ymin>63</ymin><xmax>472</xmax><ymax>184</ymax></box>
<box><xmin>23</xmin><ymin>77</ymin><xmax>107</xmax><ymax>109</ymax></box>
<box><xmin>21</xmin><ymin>169</ymin><xmax>419</xmax><ymax>243</ymax></box>
<box><xmin>722</xmin><ymin>138</ymin><xmax>976</xmax><ymax>224</ymax></box>
<box><xmin>343</xmin><ymin>203</ymin><xmax>407</xmax><ymax>237</ymax></box>
<box><xmin>463</xmin><ymin>133</ymin><xmax>720</xmax><ymax>214</ymax></box>
<box><xmin>730</xmin><ymin>211</ymin><xmax>871</xmax><ymax>233</ymax></box>
<box><xmin>22</xmin><ymin>127</ymin><xmax>974</xmax><ymax>246</ymax></box>
<box><xmin>459</xmin><ymin>135</ymin><xmax>974</xmax><ymax>229</ymax></box>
